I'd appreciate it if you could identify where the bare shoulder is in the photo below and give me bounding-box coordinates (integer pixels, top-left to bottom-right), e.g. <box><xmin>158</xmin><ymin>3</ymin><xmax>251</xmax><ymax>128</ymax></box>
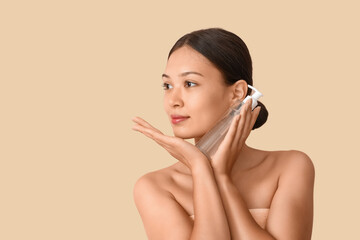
<box><xmin>273</xmin><ymin>150</ymin><xmax>315</xmax><ymax>179</ymax></box>
<box><xmin>249</xmin><ymin>148</ymin><xmax>315</xmax><ymax>182</ymax></box>
<box><xmin>133</xmin><ymin>166</ymin><xmax>175</xmax><ymax>203</ymax></box>
<box><xmin>133</xmin><ymin>165</ymin><xmax>193</xmax><ymax>239</ymax></box>
<box><xmin>133</xmin><ymin>164</ymin><xmax>186</xmax><ymax>217</ymax></box>
<box><xmin>265</xmin><ymin>150</ymin><xmax>315</xmax><ymax>239</ymax></box>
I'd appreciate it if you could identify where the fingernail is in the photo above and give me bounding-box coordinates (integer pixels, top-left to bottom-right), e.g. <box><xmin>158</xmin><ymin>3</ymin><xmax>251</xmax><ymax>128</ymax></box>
<box><xmin>132</xmin><ymin>125</ymin><xmax>138</xmax><ymax>130</ymax></box>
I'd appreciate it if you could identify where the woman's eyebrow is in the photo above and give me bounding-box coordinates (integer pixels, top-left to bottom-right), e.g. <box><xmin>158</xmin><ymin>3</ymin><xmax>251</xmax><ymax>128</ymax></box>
<box><xmin>162</xmin><ymin>71</ymin><xmax>204</xmax><ymax>79</ymax></box>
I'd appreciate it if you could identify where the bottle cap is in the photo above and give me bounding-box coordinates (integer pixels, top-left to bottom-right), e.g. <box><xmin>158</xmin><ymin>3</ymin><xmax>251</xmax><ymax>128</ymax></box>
<box><xmin>243</xmin><ymin>85</ymin><xmax>263</xmax><ymax>110</ymax></box>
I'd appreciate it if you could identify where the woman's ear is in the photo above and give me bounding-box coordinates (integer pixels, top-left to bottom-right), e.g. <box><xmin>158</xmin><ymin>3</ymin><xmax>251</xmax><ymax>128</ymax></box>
<box><xmin>230</xmin><ymin>80</ymin><xmax>248</xmax><ymax>105</ymax></box>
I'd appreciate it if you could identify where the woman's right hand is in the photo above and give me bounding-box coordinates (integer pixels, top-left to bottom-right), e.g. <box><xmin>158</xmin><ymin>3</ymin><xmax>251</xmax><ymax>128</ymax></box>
<box><xmin>132</xmin><ymin>116</ymin><xmax>208</xmax><ymax>169</ymax></box>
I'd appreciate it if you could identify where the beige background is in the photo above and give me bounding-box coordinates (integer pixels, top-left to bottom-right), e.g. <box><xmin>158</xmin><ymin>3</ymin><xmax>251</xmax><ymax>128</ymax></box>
<box><xmin>1</xmin><ymin>0</ymin><xmax>359</xmax><ymax>239</ymax></box>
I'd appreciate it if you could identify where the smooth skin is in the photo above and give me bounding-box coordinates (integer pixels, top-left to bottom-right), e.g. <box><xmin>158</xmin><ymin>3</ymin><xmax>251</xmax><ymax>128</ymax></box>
<box><xmin>132</xmin><ymin>46</ymin><xmax>315</xmax><ymax>240</ymax></box>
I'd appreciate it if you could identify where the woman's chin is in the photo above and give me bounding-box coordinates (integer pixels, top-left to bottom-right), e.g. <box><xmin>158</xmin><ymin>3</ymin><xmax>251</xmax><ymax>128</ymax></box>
<box><xmin>173</xmin><ymin>130</ymin><xmax>204</xmax><ymax>140</ymax></box>
<box><xmin>173</xmin><ymin>132</ymin><xmax>193</xmax><ymax>139</ymax></box>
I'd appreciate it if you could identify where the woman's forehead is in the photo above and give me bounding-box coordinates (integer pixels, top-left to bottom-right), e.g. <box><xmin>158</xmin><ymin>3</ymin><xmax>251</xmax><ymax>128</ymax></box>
<box><xmin>165</xmin><ymin>46</ymin><xmax>219</xmax><ymax>77</ymax></box>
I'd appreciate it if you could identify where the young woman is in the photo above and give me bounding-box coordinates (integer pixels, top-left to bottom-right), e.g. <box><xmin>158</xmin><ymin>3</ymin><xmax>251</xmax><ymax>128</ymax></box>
<box><xmin>132</xmin><ymin>28</ymin><xmax>315</xmax><ymax>240</ymax></box>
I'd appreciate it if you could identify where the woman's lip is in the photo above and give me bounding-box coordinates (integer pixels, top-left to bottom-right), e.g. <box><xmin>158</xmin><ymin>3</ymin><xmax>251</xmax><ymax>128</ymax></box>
<box><xmin>170</xmin><ymin>115</ymin><xmax>190</xmax><ymax>124</ymax></box>
<box><xmin>170</xmin><ymin>114</ymin><xmax>190</xmax><ymax>119</ymax></box>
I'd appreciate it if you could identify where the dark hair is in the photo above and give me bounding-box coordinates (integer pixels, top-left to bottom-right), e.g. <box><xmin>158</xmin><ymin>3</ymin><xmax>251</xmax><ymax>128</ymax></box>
<box><xmin>168</xmin><ymin>28</ymin><xmax>268</xmax><ymax>130</ymax></box>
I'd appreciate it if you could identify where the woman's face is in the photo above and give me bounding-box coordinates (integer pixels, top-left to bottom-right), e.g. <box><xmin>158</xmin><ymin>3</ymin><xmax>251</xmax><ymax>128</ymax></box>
<box><xmin>162</xmin><ymin>46</ymin><xmax>234</xmax><ymax>140</ymax></box>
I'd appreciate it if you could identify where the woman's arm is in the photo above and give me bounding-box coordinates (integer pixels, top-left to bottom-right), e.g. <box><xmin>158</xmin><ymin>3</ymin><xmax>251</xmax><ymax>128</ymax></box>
<box><xmin>213</xmin><ymin>150</ymin><xmax>315</xmax><ymax>240</ymax></box>
<box><xmin>214</xmin><ymin>173</ymin><xmax>276</xmax><ymax>240</ymax></box>
<box><xmin>208</xmin><ymin>100</ymin><xmax>314</xmax><ymax>239</ymax></box>
<box><xmin>133</xmin><ymin>157</ymin><xmax>231</xmax><ymax>240</ymax></box>
<box><xmin>190</xmin><ymin>158</ymin><xmax>231</xmax><ymax>239</ymax></box>
<box><xmin>265</xmin><ymin>151</ymin><xmax>315</xmax><ymax>240</ymax></box>
<box><xmin>132</xmin><ymin>117</ymin><xmax>231</xmax><ymax>239</ymax></box>
<box><xmin>134</xmin><ymin>173</ymin><xmax>194</xmax><ymax>240</ymax></box>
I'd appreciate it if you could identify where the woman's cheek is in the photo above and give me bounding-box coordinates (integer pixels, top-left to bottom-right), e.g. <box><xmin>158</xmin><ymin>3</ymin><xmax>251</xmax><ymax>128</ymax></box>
<box><xmin>196</xmin><ymin>102</ymin><xmax>222</xmax><ymax>134</ymax></box>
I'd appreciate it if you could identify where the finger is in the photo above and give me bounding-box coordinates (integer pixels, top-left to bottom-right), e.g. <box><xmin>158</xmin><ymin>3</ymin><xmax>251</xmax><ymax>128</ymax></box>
<box><xmin>132</xmin><ymin>116</ymin><xmax>163</xmax><ymax>134</ymax></box>
<box><xmin>133</xmin><ymin>124</ymin><xmax>186</xmax><ymax>159</ymax></box>
<box><xmin>132</xmin><ymin>123</ymin><xmax>170</xmax><ymax>147</ymax></box>
<box><xmin>132</xmin><ymin>124</ymin><xmax>166</xmax><ymax>145</ymax></box>
<box><xmin>240</xmin><ymin>97</ymin><xmax>252</xmax><ymax>115</ymax></box>
<box><xmin>219</xmin><ymin>113</ymin><xmax>241</xmax><ymax>151</ymax></box>
<box><xmin>241</xmin><ymin>100</ymin><xmax>254</xmax><ymax>142</ymax></box>
<box><xmin>241</xmin><ymin>106</ymin><xmax>261</xmax><ymax>144</ymax></box>
<box><xmin>231</xmin><ymin>99</ymin><xmax>251</xmax><ymax>149</ymax></box>
<box><xmin>132</xmin><ymin>124</ymin><xmax>156</xmax><ymax>139</ymax></box>
<box><xmin>237</xmin><ymin>99</ymin><xmax>252</xmax><ymax>139</ymax></box>
<box><xmin>132</xmin><ymin>117</ymin><xmax>163</xmax><ymax>134</ymax></box>
<box><xmin>249</xmin><ymin>106</ymin><xmax>261</xmax><ymax>130</ymax></box>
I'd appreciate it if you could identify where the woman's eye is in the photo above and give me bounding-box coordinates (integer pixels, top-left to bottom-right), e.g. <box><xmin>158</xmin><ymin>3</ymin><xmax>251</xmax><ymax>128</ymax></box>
<box><xmin>185</xmin><ymin>81</ymin><xmax>197</xmax><ymax>88</ymax></box>
<box><xmin>162</xmin><ymin>81</ymin><xmax>196</xmax><ymax>90</ymax></box>
<box><xmin>162</xmin><ymin>83</ymin><xmax>173</xmax><ymax>90</ymax></box>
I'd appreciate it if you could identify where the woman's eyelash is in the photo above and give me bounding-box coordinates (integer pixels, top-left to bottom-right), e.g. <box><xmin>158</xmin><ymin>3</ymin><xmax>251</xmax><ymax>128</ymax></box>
<box><xmin>162</xmin><ymin>83</ymin><xmax>172</xmax><ymax>90</ymax></box>
<box><xmin>162</xmin><ymin>81</ymin><xmax>197</xmax><ymax>90</ymax></box>
<box><xmin>185</xmin><ymin>81</ymin><xmax>197</xmax><ymax>87</ymax></box>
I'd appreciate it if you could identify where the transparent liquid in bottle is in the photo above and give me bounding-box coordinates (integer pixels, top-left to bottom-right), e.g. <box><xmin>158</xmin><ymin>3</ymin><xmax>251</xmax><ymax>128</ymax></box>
<box><xmin>195</xmin><ymin>100</ymin><xmax>244</xmax><ymax>159</ymax></box>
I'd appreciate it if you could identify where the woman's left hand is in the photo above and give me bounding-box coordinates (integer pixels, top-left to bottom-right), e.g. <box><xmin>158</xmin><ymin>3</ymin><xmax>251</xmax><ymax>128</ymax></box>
<box><xmin>131</xmin><ymin>116</ymin><xmax>208</xmax><ymax>170</ymax></box>
<box><xmin>210</xmin><ymin>98</ymin><xmax>261</xmax><ymax>176</ymax></box>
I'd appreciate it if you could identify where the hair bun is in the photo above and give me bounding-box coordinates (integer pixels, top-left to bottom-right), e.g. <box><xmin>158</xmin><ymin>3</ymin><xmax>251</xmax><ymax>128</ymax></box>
<box><xmin>252</xmin><ymin>100</ymin><xmax>268</xmax><ymax>130</ymax></box>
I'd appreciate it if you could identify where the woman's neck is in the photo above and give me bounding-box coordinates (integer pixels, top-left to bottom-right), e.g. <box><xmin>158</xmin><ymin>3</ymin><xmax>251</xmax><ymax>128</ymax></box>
<box><xmin>175</xmin><ymin>141</ymin><xmax>263</xmax><ymax>173</ymax></box>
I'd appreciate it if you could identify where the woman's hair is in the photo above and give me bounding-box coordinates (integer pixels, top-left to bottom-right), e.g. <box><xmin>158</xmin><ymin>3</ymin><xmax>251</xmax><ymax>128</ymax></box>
<box><xmin>168</xmin><ymin>28</ymin><xmax>268</xmax><ymax>130</ymax></box>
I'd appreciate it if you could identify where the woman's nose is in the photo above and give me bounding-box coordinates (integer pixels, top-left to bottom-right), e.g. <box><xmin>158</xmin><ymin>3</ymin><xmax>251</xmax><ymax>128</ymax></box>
<box><xmin>168</xmin><ymin>88</ymin><xmax>184</xmax><ymax>108</ymax></box>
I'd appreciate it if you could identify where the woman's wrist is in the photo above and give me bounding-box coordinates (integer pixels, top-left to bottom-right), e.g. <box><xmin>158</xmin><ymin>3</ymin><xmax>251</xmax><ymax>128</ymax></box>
<box><xmin>214</xmin><ymin>171</ymin><xmax>233</xmax><ymax>185</ymax></box>
<box><xmin>190</xmin><ymin>156</ymin><xmax>212</xmax><ymax>175</ymax></box>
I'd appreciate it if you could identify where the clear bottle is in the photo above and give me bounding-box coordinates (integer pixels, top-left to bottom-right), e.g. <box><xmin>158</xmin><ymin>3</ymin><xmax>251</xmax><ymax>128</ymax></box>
<box><xmin>195</xmin><ymin>85</ymin><xmax>263</xmax><ymax>159</ymax></box>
